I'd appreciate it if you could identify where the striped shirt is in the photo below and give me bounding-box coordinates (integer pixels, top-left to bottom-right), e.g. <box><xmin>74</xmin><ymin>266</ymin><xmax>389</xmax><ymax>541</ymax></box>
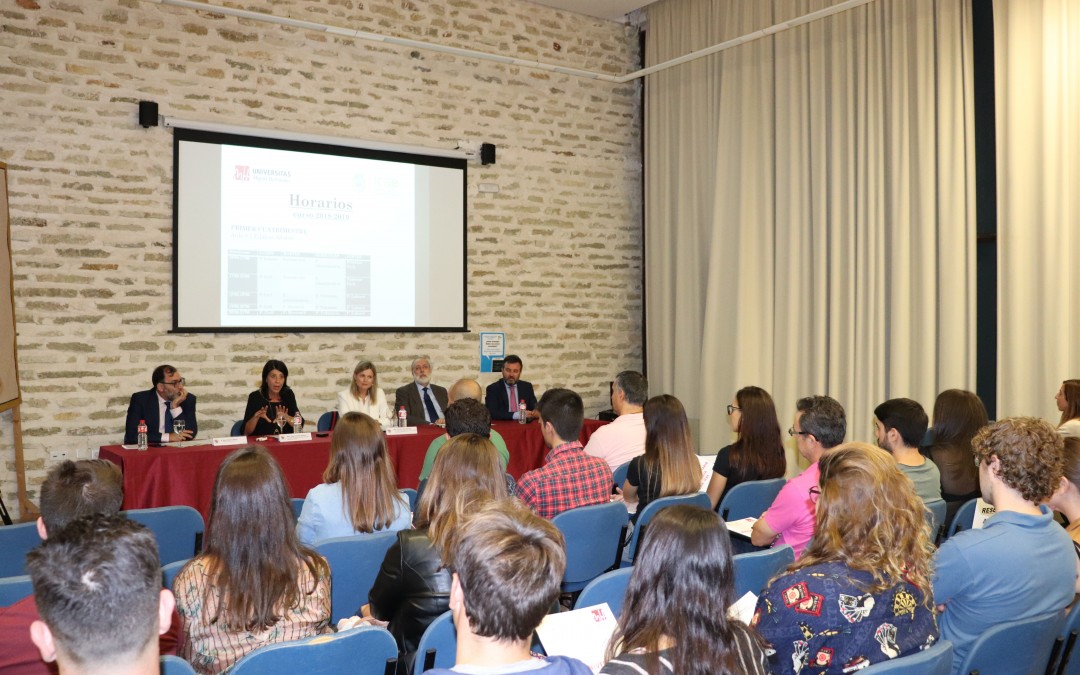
<box><xmin>175</xmin><ymin>555</ymin><xmax>331</xmax><ymax>674</ymax></box>
<box><xmin>599</xmin><ymin>623</ymin><xmax>769</xmax><ymax>674</ymax></box>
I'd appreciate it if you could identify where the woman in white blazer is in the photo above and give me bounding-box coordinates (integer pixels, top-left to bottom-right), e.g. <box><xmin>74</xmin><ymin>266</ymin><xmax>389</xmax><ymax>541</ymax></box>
<box><xmin>337</xmin><ymin>360</ymin><xmax>391</xmax><ymax>425</ymax></box>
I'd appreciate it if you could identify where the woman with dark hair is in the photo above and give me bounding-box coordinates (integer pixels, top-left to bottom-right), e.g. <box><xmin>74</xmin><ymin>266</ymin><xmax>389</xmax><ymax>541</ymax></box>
<box><xmin>296</xmin><ymin>412</ymin><xmax>410</xmax><ymax>545</ymax></box>
<box><xmin>243</xmin><ymin>359</ymin><xmax>303</xmax><ymax>436</ymax></box>
<box><xmin>336</xmin><ymin>360</ymin><xmax>391</xmax><ymax>424</ymax></box>
<box><xmin>753</xmin><ymin>443</ymin><xmax>938</xmax><ymax>674</ymax></box>
<box><xmin>365</xmin><ymin>433</ymin><xmax>508</xmax><ymax>673</ymax></box>
<box><xmin>175</xmin><ymin>447</ymin><xmax>330</xmax><ymax>674</ymax></box>
<box><xmin>1056</xmin><ymin>379</ymin><xmax>1080</xmax><ymax>438</ymax></box>
<box><xmin>1048</xmin><ymin>437</ymin><xmax>1080</xmax><ymax>552</ymax></box>
<box><xmin>706</xmin><ymin>386</ymin><xmax>787</xmax><ymax>509</ymax></box>
<box><xmin>622</xmin><ymin>395</ymin><xmax>702</xmax><ymax>521</ymax></box>
<box><xmin>922</xmin><ymin>388</ymin><xmax>988</xmax><ymax>525</ymax></box>
<box><xmin>600</xmin><ymin>505</ymin><xmax>768</xmax><ymax>674</ymax></box>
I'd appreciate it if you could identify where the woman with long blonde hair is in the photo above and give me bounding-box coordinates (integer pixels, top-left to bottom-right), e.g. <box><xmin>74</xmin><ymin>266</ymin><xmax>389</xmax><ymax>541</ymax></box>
<box><xmin>752</xmin><ymin>443</ymin><xmax>938</xmax><ymax>674</ymax></box>
<box><xmin>622</xmin><ymin>394</ymin><xmax>702</xmax><ymax>521</ymax></box>
<box><xmin>336</xmin><ymin>360</ymin><xmax>391</xmax><ymax>424</ymax></box>
<box><xmin>366</xmin><ymin>433</ymin><xmax>508</xmax><ymax>673</ymax></box>
<box><xmin>296</xmin><ymin>412</ymin><xmax>410</xmax><ymax>545</ymax></box>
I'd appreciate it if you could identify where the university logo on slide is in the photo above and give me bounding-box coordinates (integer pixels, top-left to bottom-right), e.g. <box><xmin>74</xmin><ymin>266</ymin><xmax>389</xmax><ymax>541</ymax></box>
<box><xmin>234</xmin><ymin>165</ymin><xmax>250</xmax><ymax>181</ymax></box>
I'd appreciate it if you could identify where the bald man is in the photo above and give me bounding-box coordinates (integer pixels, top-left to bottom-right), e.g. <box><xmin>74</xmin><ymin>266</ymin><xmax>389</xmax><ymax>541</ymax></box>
<box><xmin>418</xmin><ymin>379</ymin><xmax>510</xmax><ymax>481</ymax></box>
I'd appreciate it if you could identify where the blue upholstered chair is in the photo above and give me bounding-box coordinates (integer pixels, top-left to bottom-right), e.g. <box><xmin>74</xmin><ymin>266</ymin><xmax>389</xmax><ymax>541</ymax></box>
<box><xmin>612</xmin><ymin>461</ymin><xmax>631</xmax><ymax>490</ymax></box>
<box><xmin>0</xmin><ymin>521</ymin><xmax>40</xmax><ymax>577</ymax></box>
<box><xmin>413</xmin><ymin>610</ymin><xmax>456</xmax><ymax>675</ymax></box>
<box><xmin>732</xmin><ymin>544</ymin><xmax>794</xmax><ymax>599</ymax></box>
<box><xmin>925</xmin><ymin>499</ymin><xmax>947</xmax><ymax>542</ymax></box>
<box><xmin>160</xmin><ymin>655</ymin><xmax>198</xmax><ymax>675</ymax></box>
<box><xmin>0</xmin><ymin>574</ymin><xmax>33</xmax><ymax>608</ymax></box>
<box><xmin>623</xmin><ymin>492</ymin><xmax>711</xmax><ymax>566</ymax></box>
<box><xmin>230</xmin><ymin>625</ymin><xmax>398</xmax><ymax>675</ymax></box>
<box><xmin>230</xmin><ymin>419</ymin><xmax>245</xmax><ymax>437</ymax></box>
<box><xmin>317</xmin><ymin>411</ymin><xmax>337</xmax><ymax>432</ymax></box>
<box><xmin>717</xmin><ymin>478</ymin><xmax>786</xmax><ymax>520</ymax></box>
<box><xmin>315</xmin><ymin>530</ymin><xmax>397</xmax><ymax>623</ymax></box>
<box><xmin>160</xmin><ymin>558</ymin><xmax>190</xmax><ymax>591</ymax></box>
<box><xmin>573</xmin><ymin>566</ymin><xmax>633</xmax><ymax>618</ymax></box>
<box><xmin>957</xmin><ymin>609</ymin><xmax>1066</xmax><ymax>675</ymax></box>
<box><xmin>860</xmin><ymin>639</ymin><xmax>953</xmax><ymax>674</ymax></box>
<box><xmin>1045</xmin><ymin>600</ymin><xmax>1080</xmax><ymax>675</ymax></box>
<box><xmin>400</xmin><ymin>488</ymin><xmax>417</xmax><ymax>513</ymax></box>
<box><xmin>552</xmin><ymin>501</ymin><xmax>628</xmax><ymax>592</ymax></box>
<box><xmin>945</xmin><ymin>498</ymin><xmax>979</xmax><ymax>540</ymax></box>
<box><xmin>291</xmin><ymin>497</ymin><xmax>305</xmax><ymax>522</ymax></box>
<box><xmin>122</xmin><ymin>506</ymin><xmax>205</xmax><ymax>566</ymax></box>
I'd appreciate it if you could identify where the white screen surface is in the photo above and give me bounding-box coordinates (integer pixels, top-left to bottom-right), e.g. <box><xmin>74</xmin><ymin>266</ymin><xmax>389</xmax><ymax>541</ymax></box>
<box><xmin>173</xmin><ymin>128</ymin><xmax>466</xmax><ymax>332</ymax></box>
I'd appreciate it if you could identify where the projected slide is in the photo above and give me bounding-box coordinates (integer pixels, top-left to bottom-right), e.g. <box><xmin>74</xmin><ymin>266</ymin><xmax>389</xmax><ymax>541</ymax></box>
<box><xmin>173</xmin><ymin>128</ymin><xmax>466</xmax><ymax>332</ymax></box>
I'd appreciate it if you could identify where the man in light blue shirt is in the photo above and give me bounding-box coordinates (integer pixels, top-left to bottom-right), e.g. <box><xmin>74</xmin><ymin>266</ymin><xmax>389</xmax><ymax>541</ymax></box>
<box><xmin>933</xmin><ymin>417</ymin><xmax>1076</xmax><ymax>670</ymax></box>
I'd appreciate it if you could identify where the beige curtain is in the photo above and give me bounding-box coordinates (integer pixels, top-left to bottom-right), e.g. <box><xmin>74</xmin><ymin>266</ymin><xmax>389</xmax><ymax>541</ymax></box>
<box><xmin>645</xmin><ymin>0</ymin><xmax>976</xmax><ymax>463</ymax></box>
<box><xmin>994</xmin><ymin>0</ymin><xmax>1080</xmax><ymax>421</ymax></box>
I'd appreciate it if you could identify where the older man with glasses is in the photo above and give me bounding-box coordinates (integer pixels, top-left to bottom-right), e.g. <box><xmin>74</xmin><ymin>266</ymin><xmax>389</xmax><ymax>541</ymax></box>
<box><xmin>123</xmin><ymin>364</ymin><xmax>197</xmax><ymax>444</ymax></box>
<box><xmin>750</xmin><ymin>395</ymin><xmax>846</xmax><ymax>558</ymax></box>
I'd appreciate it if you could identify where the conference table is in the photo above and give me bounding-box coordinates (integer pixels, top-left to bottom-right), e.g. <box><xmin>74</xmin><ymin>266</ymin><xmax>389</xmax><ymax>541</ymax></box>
<box><xmin>99</xmin><ymin>419</ymin><xmax>607</xmax><ymax>521</ymax></box>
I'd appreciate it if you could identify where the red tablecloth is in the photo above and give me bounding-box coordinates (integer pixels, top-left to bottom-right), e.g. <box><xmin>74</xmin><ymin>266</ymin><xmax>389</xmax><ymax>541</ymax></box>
<box><xmin>99</xmin><ymin>419</ymin><xmax>607</xmax><ymax>520</ymax></box>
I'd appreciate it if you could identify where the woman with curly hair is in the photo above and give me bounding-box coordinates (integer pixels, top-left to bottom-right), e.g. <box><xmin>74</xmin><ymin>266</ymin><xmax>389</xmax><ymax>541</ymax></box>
<box><xmin>752</xmin><ymin>443</ymin><xmax>938</xmax><ymax>674</ymax></box>
<box><xmin>600</xmin><ymin>505</ymin><xmax>768</xmax><ymax>675</ymax></box>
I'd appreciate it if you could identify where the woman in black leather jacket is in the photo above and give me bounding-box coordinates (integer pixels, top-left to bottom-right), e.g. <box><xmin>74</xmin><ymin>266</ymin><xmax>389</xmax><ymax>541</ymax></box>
<box><xmin>365</xmin><ymin>433</ymin><xmax>509</xmax><ymax>672</ymax></box>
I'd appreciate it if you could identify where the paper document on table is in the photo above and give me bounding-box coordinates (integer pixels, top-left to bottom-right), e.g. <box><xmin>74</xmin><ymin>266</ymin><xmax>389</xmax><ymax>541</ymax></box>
<box><xmin>697</xmin><ymin>455</ymin><xmax>713</xmax><ymax>492</ymax></box>
<box><xmin>536</xmin><ymin>603</ymin><xmax>618</xmax><ymax>674</ymax></box>
<box><xmin>726</xmin><ymin>517</ymin><xmax>757</xmax><ymax>538</ymax></box>
<box><xmin>728</xmin><ymin>591</ymin><xmax>758</xmax><ymax>625</ymax></box>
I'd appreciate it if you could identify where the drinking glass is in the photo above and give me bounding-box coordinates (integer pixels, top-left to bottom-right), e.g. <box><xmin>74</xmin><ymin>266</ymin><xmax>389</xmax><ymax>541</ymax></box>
<box><xmin>173</xmin><ymin>419</ymin><xmax>186</xmax><ymax>439</ymax></box>
<box><xmin>275</xmin><ymin>410</ymin><xmax>287</xmax><ymax>435</ymax></box>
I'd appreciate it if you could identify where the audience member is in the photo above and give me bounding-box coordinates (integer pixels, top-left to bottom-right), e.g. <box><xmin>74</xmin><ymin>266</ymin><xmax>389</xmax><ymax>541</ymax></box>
<box><xmin>1057</xmin><ymin>379</ymin><xmax>1080</xmax><ymax>438</ymax></box>
<box><xmin>335</xmin><ymin>360</ymin><xmax>390</xmax><ymax>424</ymax></box>
<box><xmin>124</xmin><ymin>364</ymin><xmax>196</xmax><ymax>444</ymax></box>
<box><xmin>1048</xmin><ymin>437</ymin><xmax>1080</xmax><ymax>554</ymax></box>
<box><xmin>601</xmin><ymin>505</ymin><xmax>768</xmax><ymax>675</ymax></box>
<box><xmin>296</xmin><ymin>412</ymin><xmax>411</xmax><ymax>545</ymax></box>
<box><xmin>751</xmin><ymin>395</ymin><xmax>846</xmax><ymax>557</ymax></box>
<box><xmin>243</xmin><ymin>359</ymin><xmax>304</xmax><ymax>436</ymax></box>
<box><xmin>584</xmin><ymin>371</ymin><xmax>648</xmax><ymax>471</ymax></box>
<box><xmin>706</xmin><ymin>386</ymin><xmax>786</xmax><ymax>509</ymax></box>
<box><xmin>753</xmin><ymin>443</ymin><xmax>938</xmax><ymax>674</ymax></box>
<box><xmin>367</xmin><ymin>434</ymin><xmax>508</xmax><ymax>674</ymax></box>
<box><xmin>175</xmin><ymin>447</ymin><xmax>330</xmax><ymax>674</ymax></box>
<box><xmin>873</xmin><ymin>398</ymin><xmax>943</xmax><ymax>504</ymax></box>
<box><xmin>26</xmin><ymin>514</ymin><xmax>173</xmax><ymax>675</ymax></box>
<box><xmin>518</xmin><ymin>388</ymin><xmax>613</xmax><ymax>519</ymax></box>
<box><xmin>423</xmin><ymin>499</ymin><xmax>591</xmax><ymax>675</ymax></box>
<box><xmin>622</xmin><ymin>394</ymin><xmax>702</xmax><ymax>521</ymax></box>
<box><xmin>0</xmin><ymin>459</ymin><xmax>180</xmax><ymax>675</ymax></box>
<box><xmin>394</xmin><ymin>356</ymin><xmax>449</xmax><ymax>425</ymax></box>
<box><xmin>485</xmin><ymin>354</ymin><xmax>540</xmax><ymax>422</ymax></box>
<box><xmin>921</xmin><ymin>388</ymin><xmax>988</xmax><ymax>526</ymax></box>
<box><xmin>933</xmin><ymin>417</ymin><xmax>1076</xmax><ymax>670</ymax></box>
<box><xmin>418</xmin><ymin>380</ymin><xmax>510</xmax><ymax>481</ymax></box>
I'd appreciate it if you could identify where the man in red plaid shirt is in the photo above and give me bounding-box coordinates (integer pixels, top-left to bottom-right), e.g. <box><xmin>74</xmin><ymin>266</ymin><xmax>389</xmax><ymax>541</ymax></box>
<box><xmin>517</xmin><ymin>388</ymin><xmax>614</xmax><ymax>519</ymax></box>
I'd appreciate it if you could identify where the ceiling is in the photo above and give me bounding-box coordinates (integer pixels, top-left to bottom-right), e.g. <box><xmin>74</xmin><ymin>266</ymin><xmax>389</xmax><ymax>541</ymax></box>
<box><xmin>530</xmin><ymin>0</ymin><xmax>658</xmax><ymax>22</ymax></box>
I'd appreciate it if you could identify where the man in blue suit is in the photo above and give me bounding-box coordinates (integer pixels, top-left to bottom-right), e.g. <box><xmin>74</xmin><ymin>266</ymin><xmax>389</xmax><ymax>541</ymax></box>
<box><xmin>123</xmin><ymin>365</ymin><xmax>197</xmax><ymax>444</ymax></box>
<box><xmin>485</xmin><ymin>355</ymin><xmax>538</xmax><ymax>422</ymax></box>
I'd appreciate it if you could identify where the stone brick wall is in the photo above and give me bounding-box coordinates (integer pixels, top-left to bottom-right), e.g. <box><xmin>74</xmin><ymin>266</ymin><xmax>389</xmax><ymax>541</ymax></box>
<box><xmin>0</xmin><ymin>0</ymin><xmax>642</xmax><ymax>519</ymax></box>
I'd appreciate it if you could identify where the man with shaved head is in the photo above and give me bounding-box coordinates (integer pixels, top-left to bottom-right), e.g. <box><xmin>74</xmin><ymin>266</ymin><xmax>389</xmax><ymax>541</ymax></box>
<box><xmin>418</xmin><ymin>379</ymin><xmax>510</xmax><ymax>481</ymax></box>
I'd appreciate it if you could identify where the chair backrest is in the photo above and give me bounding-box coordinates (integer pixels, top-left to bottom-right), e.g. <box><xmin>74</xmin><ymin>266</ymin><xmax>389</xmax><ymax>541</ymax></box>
<box><xmin>626</xmin><ymin>492</ymin><xmax>712</xmax><ymax>564</ymax></box>
<box><xmin>1047</xmin><ymin>599</ymin><xmax>1080</xmax><ymax>675</ymax></box>
<box><xmin>230</xmin><ymin>625</ymin><xmax>398</xmax><ymax>675</ymax></box>
<box><xmin>718</xmin><ymin>478</ymin><xmax>786</xmax><ymax>520</ymax></box>
<box><xmin>317</xmin><ymin>411</ymin><xmax>337</xmax><ymax>432</ymax></box>
<box><xmin>160</xmin><ymin>655</ymin><xmax>198</xmax><ymax>675</ymax></box>
<box><xmin>612</xmin><ymin>461</ymin><xmax>631</xmax><ymax>489</ymax></box>
<box><xmin>946</xmin><ymin>498</ymin><xmax>978</xmax><ymax>539</ymax></box>
<box><xmin>122</xmin><ymin>506</ymin><xmax>205</xmax><ymax>566</ymax></box>
<box><xmin>0</xmin><ymin>521</ymin><xmax>41</xmax><ymax>577</ymax></box>
<box><xmin>291</xmin><ymin>498</ymin><xmax>305</xmax><ymax>522</ymax></box>
<box><xmin>957</xmin><ymin>609</ymin><xmax>1066</xmax><ymax>675</ymax></box>
<box><xmin>732</xmin><ymin>545</ymin><xmax>795</xmax><ymax>599</ymax></box>
<box><xmin>315</xmin><ymin>530</ymin><xmax>398</xmax><ymax>623</ymax></box>
<box><xmin>552</xmin><ymin>501</ymin><xmax>629</xmax><ymax>592</ymax></box>
<box><xmin>860</xmin><ymin>639</ymin><xmax>954</xmax><ymax>674</ymax></box>
<box><xmin>230</xmin><ymin>419</ymin><xmax>245</xmax><ymax>436</ymax></box>
<box><xmin>413</xmin><ymin>610</ymin><xmax>456</xmax><ymax>675</ymax></box>
<box><xmin>161</xmin><ymin>558</ymin><xmax>191</xmax><ymax>591</ymax></box>
<box><xmin>573</xmin><ymin>566</ymin><xmax>634</xmax><ymax>618</ymax></box>
<box><xmin>0</xmin><ymin>574</ymin><xmax>33</xmax><ymax>608</ymax></box>
<box><xmin>400</xmin><ymin>488</ymin><xmax>417</xmax><ymax>513</ymax></box>
<box><xmin>925</xmin><ymin>500</ymin><xmax>947</xmax><ymax>542</ymax></box>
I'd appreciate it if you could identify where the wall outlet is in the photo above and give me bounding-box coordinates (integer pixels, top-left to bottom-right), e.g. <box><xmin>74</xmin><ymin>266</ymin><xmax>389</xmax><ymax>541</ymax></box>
<box><xmin>49</xmin><ymin>449</ymin><xmax>68</xmax><ymax>461</ymax></box>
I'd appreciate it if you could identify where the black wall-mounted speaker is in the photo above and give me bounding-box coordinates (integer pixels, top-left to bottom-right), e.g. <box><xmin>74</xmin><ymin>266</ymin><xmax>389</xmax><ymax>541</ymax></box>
<box><xmin>480</xmin><ymin>143</ymin><xmax>496</xmax><ymax>165</ymax></box>
<box><xmin>138</xmin><ymin>100</ymin><xmax>159</xmax><ymax>128</ymax></box>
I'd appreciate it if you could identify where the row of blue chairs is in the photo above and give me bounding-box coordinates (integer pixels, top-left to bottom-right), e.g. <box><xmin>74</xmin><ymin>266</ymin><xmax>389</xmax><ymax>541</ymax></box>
<box><xmin>229</xmin><ymin>411</ymin><xmax>338</xmax><ymax>437</ymax></box>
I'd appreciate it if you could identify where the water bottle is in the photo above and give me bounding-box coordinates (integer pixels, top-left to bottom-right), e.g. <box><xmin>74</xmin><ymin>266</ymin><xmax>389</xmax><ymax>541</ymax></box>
<box><xmin>293</xmin><ymin>412</ymin><xmax>303</xmax><ymax>433</ymax></box>
<box><xmin>137</xmin><ymin>419</ymin><xmax>148</xmax><ymax>451</ymax></box>
<box><xmin>518</xmin><ymin>399</ymin><xmax>527</xmax><ymax>424</ymax></box>
<box><xmin>397</xmin><ymin>406</ymin><xmax>407</xmax><ymax>428</ymax></box>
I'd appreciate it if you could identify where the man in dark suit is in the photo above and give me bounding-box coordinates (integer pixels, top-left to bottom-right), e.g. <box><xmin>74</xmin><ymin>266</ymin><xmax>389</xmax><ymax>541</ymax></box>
<box><xmin>485</xmin><ymin>354</ymin><xmax>539</xmax><ymax>422</ymax></box>
<box><xmin>394</xmin><ymin>356</ymin><xmax>449</xmax><ymax>426</ymax></box>
<box><xmin>123</xmin><ymin>365</ymin><xmax>197</xmax><ymax>444</ymax></box>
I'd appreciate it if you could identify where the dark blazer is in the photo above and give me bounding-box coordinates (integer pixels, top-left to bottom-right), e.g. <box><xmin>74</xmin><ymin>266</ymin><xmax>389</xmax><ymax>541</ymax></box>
<box><xmin>367</xmin><ymin>528</ymin><xmax>451</xmax><ymax>673</ymax></box>
<box><xmin>124</xmin><ymin>388</ymin><xmax>198</xmax><ymax>444</ymax></box>
<box><xmin>485</xmin><ymin>379</ymin><xmax>537</xmax><ymax>421</ymax></box>
<box><xmin>393</xmin><ymin>383</ymin><xmax>449</xmax><ymax>426</ymax></box>
<box><xmin>243</xmin><ymin>388</ymin><xmax>303</xmax><ymax>436</ymax></box>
